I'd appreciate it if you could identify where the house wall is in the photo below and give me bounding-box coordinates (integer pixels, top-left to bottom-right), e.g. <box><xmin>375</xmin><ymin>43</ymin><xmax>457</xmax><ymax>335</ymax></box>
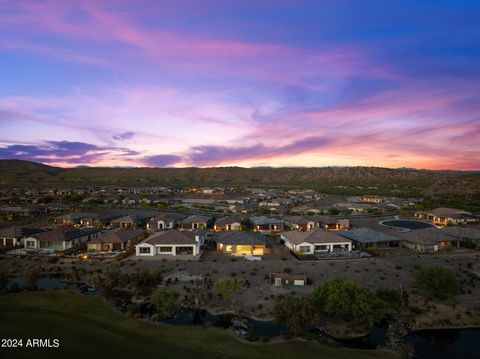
<box><xmin>136</xmin><ymin>243</ymin><xmax>155</xmax><ymax>256</ymax></box>
<box><xmin>24</xmin><ymin>237</ymin><xmax>38</xmax><ymax>249</ymax></box>
<box><xmin>426</xmin><ymin>214</ymin><xmax>477</xmax><ymax>226</ymax></box>
<box><xmin>288</xmin><ymin>222</ymin><xmax>315</xmax><ymax>231</ymax></box>
<box><xmin>403</xmin><ymin>241</ymin><xmax>438</xmax><ymax>253</ymax></box>
<box><xmin>182</xmin><ymin>222</ymin><xmax>207</xmax><ymax>230</ymax></box>
<box><xmin>87</xmin><ymin>243</ymin><xmax>102</xmax><ymax>251</ymax></box>
<box><xmin>337</xmin><ymin>219</ymin><xmax>350</xmax><ymax>230</ymax></box>
<box><xmin>1</xmin><ymin>237</ymin><xmax>20</xmax><ymax>247</ymax></box>
<box><xmin>136</xmin><ymin>241</ymin><xmax>200</xmax><ymax>257</ymax></box>
<box><xmin>87</xmin><ymin>242</ymin><xmax>126</xmax><ymax>252</ymax></box>
<box><xmin>24</xmin><ymin>233</ymin><xmax>96</xmax><ymax>251</ymax></box>
<box><xmin>214</xmin><ymin>223</ymin><xmax>241</xmax><ymax>231</ymax></box>
<box><xmin>255</xmin><ymin>223</ymin><xmax>283</xmax><ymax>233</ymax></box>
<box><xmin>216</xmin><ymin>243</ymin><xmax>266</xmax><ymax>255</ymax></box>
<box><xmin>40</xmin><ymin>240</ymin><xmax>66</xmax><ymax>250</ymax></box>
<box><xmin>294</xmin><ymin>242</ymin><xmax>314</xmax><ymax>254</ymax></box>
<box><xmin>282</xmin><ymin>237</ymin><xmax>352</xmax><ymax>254</ymax></box>
<box><xmin>148</xmin><ymin>220</ymin><xmax>175</xmax><ymax>231</ymax></box>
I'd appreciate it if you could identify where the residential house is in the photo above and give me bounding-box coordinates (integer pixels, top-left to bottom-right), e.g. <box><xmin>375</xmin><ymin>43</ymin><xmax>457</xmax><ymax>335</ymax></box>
<box><xmin>346</xmin><ymin>203</ymin><xmax>378</xmax><ymax>213</ymax></box>
<box><xmin>111</xmin><ymin>215</ymin><xmax>148</xmax><ymax>229</ymax></box>
<box><xmin>397</xmin><ymin>228</ymin><xmax>461</xmax><ymax>253</ymax></box>
<box><xmin>56</xmin><ymin>189</ymin><xmax>72</xmax><ymax>196</ymax></box>
<box><xmin>280</xmin><ymin>229</ymin><xmax>352</xmax><ymax>254</ymax></box>
<box><xmin>121</xmin><ymin>196</ymin><xmax>141</xmax><ymax>206</ymax></box>
<box><xmin>24</xmin><ymin>228</ymin><xmax>100</xmax><ymax>251</ymax></box>
<box><xmin>216</xmin><ymin>231</ymin><xmax>271</xmax><ymax>256</ymax></box>
<box><xmin>442</xmin><ymin>226</ymin><xmax>480</xmax><ymax>249</ymax></box>
<box><xmin>103</xmin><ymin>196</ymin><xmax>121</xmax><ymax>205</ymax></box>
<box><xmin>291</xmin><ymin>205</ymin><xmax>327</xmax><ymax>215</ymax></box>
<box><xmin>314</xmin><ymin>215</ymin><xmax>350</xmax><ymax>231</ymax></box>
<box><xmin>0</xmin><ymin>226</ymin><xmax>43</xmax><ymax>247</ymax></box>
<box><xmin>135</xmin><ymin>230</ymin><xmax>205</xmax><ymax>257</ymax></box>
<box><xmin>284</xmin><ymin>216</ymin><xmax>316</xmax><ymax>231</ymax></box>
<box><xmin>231</xmin><ymin>203</ymin><xmax>258</xmax><ymax>214</ymax></box>
<box><xmin>221</xmin><ymin>195</ymin><xmax>251</xmax><ymax>205</ymax></box>
<box><xmin>249</xmin><ymin>216</ymin><xmax>284</xmax><ymax>233</ymax></box>
<box><xmin>54</xmin><ymin>212</ymin><xmax>93</xmax><ymax>226</ymax></box>
<box><xmin>302</xmin><ymin>190</ymin><xmax>321</xmax><ymax>200</ymax></box>
<box><xmin>415</xmin><ymin>207</ymin><xmax>478</xmax><ymax>226</ymax></box>
<box><xmin>147</xmin><ymin>213</ymin><xmax>185</xmax><ymax>232</ymax></box>
<box><xmin>360</xmin><ymin>195</ymin><xmax>386</xmax><ymax>203</ymax></box>
<box><xmin>79</xmin><ymin>213</ymin><xmax>122</xmax><ymax>227</ymax></box>
<box><xmin>337</xmin><ymin>228</ymin><xmax>402</xmax><ymax>250</ymax></box>
<box><xmin>180</xmin><ymin>215</ymin><xmax>214</xmax><ymax>230</ymax></box>
<box><xmin>214</xmin><ymin>216</ymin><xmax>244</xmax><ymax>231</ymax></box>
<box><xmin>260</xmin><ymin>197</ymin><xmax>292</xmax><ymax>208</ymax></box>
<box><xmin>41</xmin><ymin>203</ymin><xmax>71</xmax><ymax>214</ymax></box>
<box><xmin>178</xmin><ymin>198</ymin><xmax>216</xmax><ymax>206</ymax></box>
<box><xmin>0</xmin><ymin>206</ymin><xmax>40</xmax><ymax>219</ymax></box>
<box><xmin>87</xmin><ymin>228</ymin><xmax>144</xmax><ymax>252</ymax></box>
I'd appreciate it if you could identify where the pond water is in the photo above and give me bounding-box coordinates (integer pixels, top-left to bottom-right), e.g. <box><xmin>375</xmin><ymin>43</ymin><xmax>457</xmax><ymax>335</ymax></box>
<box><xmin>6</xmin><ymin>277</ymin><xmax>479</xmax><ymax>357</ymax></box>
<box><xmin>7</xmin><ymin>276</ymin><xmax>97</xmax><ymax>294</ymax></box>
<box><xmin>381</xmin><ymin>220</ymin><xmax>436</xmax><ymax>230</ymax></box>
<box><xmin>162</xmin><ymin>308</ymin><xmax>390</xmax><ymax>347</ymax></box>
<box><xmin>162</xmin><ymin>308</ymin><xmax>288</xmax><ymax>339</ymax></box>
<box><xmin>163</xmin><ymin>309</ymin><xmax>480</xmax><ymax>357</ymax></box>
<box><xmin>405</xmin><ymin>328</ymin><xmax>480</xmax><ymax>359</ymax></box>
<box><xmin>7</xmin><ymin>276</ymin><xmax>65</xmax><ymax>290</ymax></box>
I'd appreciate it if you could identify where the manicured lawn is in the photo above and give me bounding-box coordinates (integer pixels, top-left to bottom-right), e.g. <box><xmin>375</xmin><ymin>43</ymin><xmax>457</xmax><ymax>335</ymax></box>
<box><xmin>0</xmin><ymin>290</ymin><xmax>397</xmax><ymax>359</ymax></box>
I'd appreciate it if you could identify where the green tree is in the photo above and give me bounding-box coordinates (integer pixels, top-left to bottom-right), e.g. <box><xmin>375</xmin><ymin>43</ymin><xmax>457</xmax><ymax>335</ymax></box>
<box><xmin>413</xmin><ymin>267</ymin><xmax>460</xmax><ymax>300</ymax></box>
<box><xmin>311</xmin><ymin>278</ymin><xmax>386</xmax><ymax>325</ymax></box>
<box><xmin>213</xmin><ymin>278</ymin><xmax>244</xmax><ymax>299</ymax></box>
<box><xmin>131</xmin><ymin>268</ymin><xmax>159</xmax><ymax>297</ymax></box>
<box><xmin>151</xmin><ymin>288</ymin><xmax>180</xmax><ymax>320</ymax></box>
<box><xmin>273</xmin><ymin>296</ymin><xmax>313</xmax><ymax>336</ymax></box>
<box><xmin>328</xmin><ymin>207</ymin><xmax>339</xmax><ymax>215</ymax></box>
<box><xmin>23</xmin><ymin>267</ymin><xmax>40</xmax><ymax>291</ymax></box>
<box><xmin>255</xmin><ymin>208</ymin><xmax>270</xmax><ymax>216</ymax></box>
<box><xmin>90</xmin><ymin>268</ymin><xmax>122</xmax><ymax>297</ymax></box>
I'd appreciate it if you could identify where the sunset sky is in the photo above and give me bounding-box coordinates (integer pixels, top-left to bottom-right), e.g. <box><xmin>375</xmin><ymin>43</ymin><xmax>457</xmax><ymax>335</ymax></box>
<box><xmin>0</xmin><ymin>0</ymin><xmax>479</xmax><ymax>169</ymax></box>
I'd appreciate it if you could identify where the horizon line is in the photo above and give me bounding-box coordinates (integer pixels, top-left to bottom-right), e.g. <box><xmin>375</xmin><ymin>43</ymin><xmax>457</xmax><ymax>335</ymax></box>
<box><xmin>2</xmin><ymin>159</ymin><xmax>480</xmax><ymax>172</ymax></box>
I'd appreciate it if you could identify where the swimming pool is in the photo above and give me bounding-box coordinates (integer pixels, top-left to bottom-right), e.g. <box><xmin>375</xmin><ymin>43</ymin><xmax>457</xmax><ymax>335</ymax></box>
<box><xmin>380</xmin><ymin>219</ymin><xmax>436</xmax><ymax>230</ymax></box>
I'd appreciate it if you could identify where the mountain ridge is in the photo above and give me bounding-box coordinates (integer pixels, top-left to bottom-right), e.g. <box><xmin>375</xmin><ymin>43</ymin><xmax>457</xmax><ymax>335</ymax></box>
<box><xmin>0</xmin><ymin>160</ymin><xmax>479</xmax><ymax>200</ymax></box>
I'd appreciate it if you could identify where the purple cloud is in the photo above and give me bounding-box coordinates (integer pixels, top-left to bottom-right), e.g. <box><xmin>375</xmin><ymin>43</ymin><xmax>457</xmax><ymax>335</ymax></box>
<box><xmin>0</xmin><ymin>2</ymin><xmax>479</xmax><ymax>170</ymax></box>
<box><xmin>113</xmin><ymin>131</ymin><xmax>135</xmax><ymax>140</ymax></box>
<box><xmin>188</xmin><ymin>136</ymin><xmax>332</xmax><ymax>166</ymax></box>
<box><xmin>0</xmin><ymin>140</ymin><xmax>138</xmax><ymax>165</ymax></box>
<box><xmin>143</xmin><ymin>154</ymin><xmax>182</xmax><ymax>167</ymax></box>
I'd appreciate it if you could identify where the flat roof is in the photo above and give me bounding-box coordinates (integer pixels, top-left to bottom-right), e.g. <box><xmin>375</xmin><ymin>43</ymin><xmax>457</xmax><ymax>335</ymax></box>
<box><xmin>337</xmin><ymin>228</ymin><xmax>401</xmax><ymax>244</ymax></box>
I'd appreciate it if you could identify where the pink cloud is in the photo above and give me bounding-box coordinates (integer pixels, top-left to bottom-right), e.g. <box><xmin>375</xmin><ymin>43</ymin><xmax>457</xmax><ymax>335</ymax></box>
<box><xmin>0</xmin><ymin>1</ymin><xmax>478</xmax><ymax>170</ymax></box>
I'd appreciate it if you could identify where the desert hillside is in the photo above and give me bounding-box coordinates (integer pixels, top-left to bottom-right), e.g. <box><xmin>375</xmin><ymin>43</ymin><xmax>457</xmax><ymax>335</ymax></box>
<box><xmin>0</xmin><ymin>160</ymin><xmax>479</xmax><ymax>200</ymax></box>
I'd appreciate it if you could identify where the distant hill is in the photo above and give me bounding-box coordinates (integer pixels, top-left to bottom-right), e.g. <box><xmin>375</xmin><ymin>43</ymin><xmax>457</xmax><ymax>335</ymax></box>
<box><xmin>0</xmin><ymin>159</ymin><xmax>63</xmax><ymax>182</ymax></box>
<box><xmin>0</xmin><ymin>160</ymin><xmax>479</xmax><ymax>200</ymax></box>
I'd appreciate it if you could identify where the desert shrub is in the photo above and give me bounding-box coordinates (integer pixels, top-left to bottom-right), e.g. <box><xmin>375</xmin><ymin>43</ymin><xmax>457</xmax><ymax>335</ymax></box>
<box><xmin>213</xmin><ymin>278</ymin><xmax>244</xmax><ymax>299</ymax></box>
<box><xmin>273</xmin><ymin>295</ymin><xmax>313</xmax><ymax>336</ymax></box>
<box><xmin>311</xmin><ymin>278</ymin><xmax>386</xmax><ymax>325</ymax></box>
<box><xmin>151</xmin><ymin>288</ymin><xmax>180</xmax><ymax>320</ymax></box>
<box><xmin>413</xmin><ymin>267</ymin><xmax>461</xmax><ymax>300</ymax></box>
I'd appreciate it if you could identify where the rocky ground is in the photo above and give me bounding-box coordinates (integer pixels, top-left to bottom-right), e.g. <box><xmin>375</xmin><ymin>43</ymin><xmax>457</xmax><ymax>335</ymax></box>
<box><xmin>2</xmin><ymin>239</ymin><xmax>480</xmax><ymax>328</ymax></box>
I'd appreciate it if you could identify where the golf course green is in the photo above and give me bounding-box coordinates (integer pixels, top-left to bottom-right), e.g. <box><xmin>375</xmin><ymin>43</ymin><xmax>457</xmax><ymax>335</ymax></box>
<box><xmin>0</xmin><ymin>290</ymin><xmax>396</xmax><ymax>359</ymax></box>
